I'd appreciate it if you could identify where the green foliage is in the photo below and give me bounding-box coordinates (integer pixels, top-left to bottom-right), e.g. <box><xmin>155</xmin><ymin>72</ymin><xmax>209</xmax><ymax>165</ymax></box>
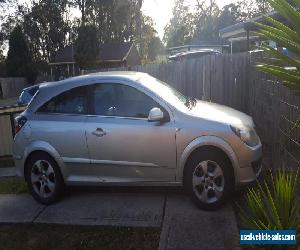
<box><xmin>239</xmin><ymin>169</ymin><xmax>300</xmax><ymax>248</ymax></box>
<box><xmin>22</xmin><ymin>0</ymin><xmax>70</xmax><ymax>62</ymax></box>
<box><xmin>6</xmin><ymin>25</ymin><xmax>36</xmax><ymax>82</ymax></box>
<box><xmin>163</xmin><ymin>0</ymin><xmax>195</xmax><ymax>47</ymax></box>
<box><xmin>71</xmin><ymin>0</ymin><xmax>143</xmax><ymax>43</ymax></box>
<box><xmin>163</xmin><ymin>0</ymin><xmax>272</xmax><ymax>48</ymax></box>
<box><xmin>75</xmin><ymin>24</ymin><xmax>99</xmax><ymax>69</ymax></box>
<box><xmin>256</xmin><ymin>0</ymin><xmax>300</xmax><ymax>93</ymax></box>
<box><xmin>148</xmin><ymin>37</ymin><xmax>165</xmax><ymax>62</ymax></box>
<box><xmin>136</xmin><ymin>16</ymin><xmax>164</xmax><ymax>62</ymax></box>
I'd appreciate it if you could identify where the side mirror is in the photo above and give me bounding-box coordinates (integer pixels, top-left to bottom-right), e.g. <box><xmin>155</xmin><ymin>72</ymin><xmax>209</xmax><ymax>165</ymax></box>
<box><xmin>148</xmin><ymin>107</ymin><xmax>164</xmax><ymax>122</ymax></box>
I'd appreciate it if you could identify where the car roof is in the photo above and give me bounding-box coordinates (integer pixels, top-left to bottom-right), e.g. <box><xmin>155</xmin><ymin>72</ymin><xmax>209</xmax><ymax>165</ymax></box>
<box><xmin>39</xmin><ymin>71</ymin><xmax>146</xmax><ymax>89</ymax></box>
<box><xmin>23</xmin><ymin>84</ymin><xmax>40</xmax><ymax>91</ymax></box>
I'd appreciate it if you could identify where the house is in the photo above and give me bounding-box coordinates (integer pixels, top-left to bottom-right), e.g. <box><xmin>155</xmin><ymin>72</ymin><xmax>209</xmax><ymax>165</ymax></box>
<box><xmin>219</xmin><ymin>11</ymin><xmax>288</xmax><ymax>53</ymax></box>
<box><xmin>49</xmin><ymin>42</ymin><xmax>141</xmax><ymax>80</ymax></box>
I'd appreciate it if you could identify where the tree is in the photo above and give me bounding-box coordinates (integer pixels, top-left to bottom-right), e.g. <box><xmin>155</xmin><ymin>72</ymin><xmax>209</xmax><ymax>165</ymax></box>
<box><xmin>72</xmin><ymin>0</ymin><xmax>89</xmax><ymax>24</ymax></box>
<box><xmin>0</xmin><ymin>49</ymin><xmax>6</xmax><ymax>77</ymax></box>
<box><xmin>163</xmin><ymin>0</ymin><xmax>195</xmax><ymax>47</ymax></box>
<box><xmin>6</xmin><ymin>25</ymin><xmax>36</xmax><ymax>82</ymax></box>
<box><xmin>256</xmin><ymin>0</ymin><xmax>300</xmax><ymax>90</ymax></box>
<box><xmin>22</xmin><ymin>0</ymin><xmax>70</xmax><ymax>62</ymax></box>
<box><xmin>192</xmin><ymin>0</ymin><xmax>220</xmax><ymax>44</ymax></box>
<box><xmin>163</xmin><ymin>0</ymin><xmax>273</xmax><ymax>47</ymax></box>
<box><xmin>148</xmin><ymin>36</ymin><xmax>165</xmax><ymax>62</ymax></box>
<box><xmin>136</xmin><ymin>15</ymin><xmax>160</xmax><ymax>61</ymax></box>
<box><xmin>238</xmin><ymin>0</ymin><xmax>272</xmax><ymax>20</ymax></box>
<box><xmin>75</xmin><ymin>24</ymin><xmax>99</xmax><ymax>69</ymax></box>
<box><xmin>0</xmin><ymin>0</ymin><xmax>18</xmax><ymax>47</ymax></box>
<box><xmin>217</xmin><ymin>4</ymin><xmax>242</xmax><ymax>30</ymax></box>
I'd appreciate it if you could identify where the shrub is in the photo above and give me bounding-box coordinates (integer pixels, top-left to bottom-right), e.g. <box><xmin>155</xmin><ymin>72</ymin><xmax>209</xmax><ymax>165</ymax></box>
<box><xmin>238</xmin><ymin>169</ymin><xmax>300</xmax><ymax>249</ymax></box>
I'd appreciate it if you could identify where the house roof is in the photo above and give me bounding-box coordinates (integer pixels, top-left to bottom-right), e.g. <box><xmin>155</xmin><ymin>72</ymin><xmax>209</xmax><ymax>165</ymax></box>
<box><xmin>51</xmin><ymin>42</ymin><xmax>134</xmax><ymax>65</ymax></box>
<box><xmin>219</xmin><ymin>11</ymin><xmax>286</xmax><ymax>42</ymax></box>
<box><xmin>99</xmin><ymin>42</ymin><xmax>133</xmax><ymax>61</ymax></box>
<box><xmin>54</xmin><ymin>45</ymin><xmax>76</xmax><ymax>64</ymax></box>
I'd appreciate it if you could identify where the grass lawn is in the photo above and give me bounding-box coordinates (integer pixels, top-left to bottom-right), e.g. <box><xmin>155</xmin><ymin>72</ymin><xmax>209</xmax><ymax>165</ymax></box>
<box><xmin>0</xmin><ymin>177</ymin><xmax>28</xmax><ymax>194</ymax></box>
<box><xmin>0</xmin><ymin>224</ymin><xmax>160</xmax><ymax>250</ymax></box>
<box><xmin>0</xmin><ymin>157</ymin><xmax>15</xmax><ymax>168</ymax></box>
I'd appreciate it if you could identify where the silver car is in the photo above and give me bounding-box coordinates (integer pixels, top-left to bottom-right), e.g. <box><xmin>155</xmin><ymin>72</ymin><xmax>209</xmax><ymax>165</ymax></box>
<box><xmin>13</xmin><ymin>72</ymin><xmax>262</xmax><ymax>210</ymax></box>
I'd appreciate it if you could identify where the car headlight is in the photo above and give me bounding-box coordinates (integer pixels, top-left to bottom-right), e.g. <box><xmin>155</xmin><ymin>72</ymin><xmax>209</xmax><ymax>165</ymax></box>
<box><xmin>230</xmin><ymin>125</ymin><xmax>260</xmax><ymax>147</ymax></box>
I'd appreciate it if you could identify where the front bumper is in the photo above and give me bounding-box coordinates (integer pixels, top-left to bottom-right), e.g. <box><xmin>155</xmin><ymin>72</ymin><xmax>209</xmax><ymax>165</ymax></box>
<box><xmin>235</xmin><ymin>143</ymin><xmax>263</xmax><ymax>186</ymax></box>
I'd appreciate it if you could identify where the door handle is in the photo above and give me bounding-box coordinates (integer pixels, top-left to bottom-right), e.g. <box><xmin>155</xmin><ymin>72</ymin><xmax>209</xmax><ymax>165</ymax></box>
<box><xmin>92</xmin><ymin>128</ymin><xmax>107</xmax><ymax>137</ymax></box>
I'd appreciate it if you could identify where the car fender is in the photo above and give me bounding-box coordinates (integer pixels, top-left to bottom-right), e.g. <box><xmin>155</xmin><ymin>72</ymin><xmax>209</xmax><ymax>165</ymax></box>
<box><xmin>23</xmin><ymin>140</ymin><xmax>67</xmax><ymax>177</ymax></box>
<box><xmin>177</xmin><ymin>135</ymin><xmax>239</xmax><ymax>184</ymax></box>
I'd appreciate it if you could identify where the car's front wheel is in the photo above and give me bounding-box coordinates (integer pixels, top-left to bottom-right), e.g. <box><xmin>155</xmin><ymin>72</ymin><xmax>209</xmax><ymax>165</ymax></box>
<box><xmin>25</xmin><ymin>152</ymin><xmax>64</xmax><ymax>204</ymax></box>
<box><xmin>184</xmin><ymin>150</ymin><xmax>234</xmax><ymax>210</ymax></box>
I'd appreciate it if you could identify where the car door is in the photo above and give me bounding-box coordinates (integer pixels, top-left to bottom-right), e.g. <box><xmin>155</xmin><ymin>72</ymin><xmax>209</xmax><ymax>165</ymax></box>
<box><xmin>34</xmin><ymin>85</ymin><xmax>93</xmax><ymax>180</ymax></box>
<box><xmin>85</xmin><ymin>81</ymin><xmax>177</xmax><ymax>182</ymax></box>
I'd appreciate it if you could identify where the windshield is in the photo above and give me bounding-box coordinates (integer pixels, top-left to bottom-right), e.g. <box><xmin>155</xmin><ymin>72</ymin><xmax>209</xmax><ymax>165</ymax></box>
<box><xmin>138</xmin><ymin>75</ymin><xmax>192</xmax><ymax>111</ymax></box>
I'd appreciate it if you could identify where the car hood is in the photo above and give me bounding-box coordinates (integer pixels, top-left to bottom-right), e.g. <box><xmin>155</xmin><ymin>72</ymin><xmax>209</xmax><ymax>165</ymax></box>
<box><xmin>186</xmin><ymin>100</ymin><xmax>254</xmax><ymax>128</ymax></box>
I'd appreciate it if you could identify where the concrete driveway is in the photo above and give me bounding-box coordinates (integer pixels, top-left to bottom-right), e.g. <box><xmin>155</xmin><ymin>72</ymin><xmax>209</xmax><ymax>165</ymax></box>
<box><xmin>0</xmin><ymin>187</ymin><xmax>240</xmax><ymax>249</ymax></box>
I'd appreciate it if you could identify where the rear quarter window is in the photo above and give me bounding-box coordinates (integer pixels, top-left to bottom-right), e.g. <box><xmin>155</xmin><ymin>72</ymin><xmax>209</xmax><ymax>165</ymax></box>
<box><xmin>37</xmin><ymin>86</ymin><xmax>88</xmax><ymax>114</ymax></box>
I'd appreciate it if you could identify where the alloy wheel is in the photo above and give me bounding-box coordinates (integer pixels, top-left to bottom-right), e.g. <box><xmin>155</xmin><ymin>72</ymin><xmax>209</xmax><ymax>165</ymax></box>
<box><xmin>192</xmin><ymin>160</ymin><xmax>225</xmax><ymax>204</ymax></box>
<box><xmin>30</xmin><ymin>160</ymin><xmax>56</xmax><ymax>198</ymax></box>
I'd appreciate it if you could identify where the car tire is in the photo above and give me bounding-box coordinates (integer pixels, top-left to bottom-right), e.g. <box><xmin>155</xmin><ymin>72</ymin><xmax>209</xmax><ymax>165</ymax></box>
<box><xmin>184</xmin><ymin>150</ymin><xmax>234</xmax><ymax>210</ymax></box>
<box><xmin>25</xmin><ymin>152</ymin><xmax>64</xmax><ymax>204</ymax></box>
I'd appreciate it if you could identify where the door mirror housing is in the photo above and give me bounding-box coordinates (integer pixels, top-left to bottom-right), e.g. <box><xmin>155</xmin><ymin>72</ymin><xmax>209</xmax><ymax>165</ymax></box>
<box><xmin>148</xmin><ymin>107</ymin><xmax>164</xmax><ymax>122</ymax></box>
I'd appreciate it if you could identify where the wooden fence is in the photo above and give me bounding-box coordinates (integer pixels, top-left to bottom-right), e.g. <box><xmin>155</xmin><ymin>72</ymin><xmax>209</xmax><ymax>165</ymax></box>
<box><xmin>249</xmin><ymin>69</ymin><xmax>300</xmax><ymax>169</ymax></box>
<box><xmin>0</xmin><ymin>105</ymin><xmax>26</xmax><ymax>156</ymax></box>
<box><xmin>0</xmin><ymin>77</ymin><xmax>27</xmax><ymax>99</ymax></box>
<box><xmin>85</xmin><ymin>52</ymin><xmax>300</xmax><ymax>169</ymax></box>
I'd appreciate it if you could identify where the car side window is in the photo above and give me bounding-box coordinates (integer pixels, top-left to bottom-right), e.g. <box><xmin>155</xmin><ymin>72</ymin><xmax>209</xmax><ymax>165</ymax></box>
<box><xmin>38</xmin><ymin>86</ymin><xmax>87</xmax><ymax>114</ymax></box>
<box><xmin>92</xmin><ymin>83</ymin><xmax>159</xmax><ymax>118</ymax></box>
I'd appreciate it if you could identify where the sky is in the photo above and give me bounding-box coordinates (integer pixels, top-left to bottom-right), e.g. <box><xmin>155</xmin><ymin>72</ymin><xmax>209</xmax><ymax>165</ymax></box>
<box><xmin>142</xmin><ymin>0</ymin><xmax>238</xmax><ymax>39</ymax></box>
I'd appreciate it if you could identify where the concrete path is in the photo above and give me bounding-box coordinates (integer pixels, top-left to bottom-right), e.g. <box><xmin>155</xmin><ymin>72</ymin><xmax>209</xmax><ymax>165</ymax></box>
<box><xmin>0</xmin><ymin>194</ymin><xmax>44</xmax><ymax>223</ymax></box>
<box><xmin>0</xmin><ymin>167</ymin><xmax>16</xmax><ymax>177</ymax></box>
<box><xmin>35</xmin><ymin>192</ymin><xmax>165</xmax><ymax>227</ymax></box>
<box><xmin>0</xmin><ymin>192</ymin><xmax>164</xmax><ymax>227</ymax></box>
<box><xmin>158</xmin><ymin>194</ymin><xmax>240</xmax><ymax>250</ymax></box>
<box><xmin>0</xmin><ymin>191</ymin><xmax>240</xmax><ymax>249</ymax></box>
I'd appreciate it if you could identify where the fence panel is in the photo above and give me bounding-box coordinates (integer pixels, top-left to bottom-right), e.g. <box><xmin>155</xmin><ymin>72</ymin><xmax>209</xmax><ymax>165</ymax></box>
<box><xmin>0</xmin><ymin>77</ymin><xmax>27</xmax><ymax>98</ymax></box>
<box><xmin>248</xmin><ymin>63</ymin><xmax>300</xmax><ymax>169</ymax></box>
<box><xmin>0</xmin><ymin>115</ymin><xmax>13</xmax><ymax>156</ymax></box>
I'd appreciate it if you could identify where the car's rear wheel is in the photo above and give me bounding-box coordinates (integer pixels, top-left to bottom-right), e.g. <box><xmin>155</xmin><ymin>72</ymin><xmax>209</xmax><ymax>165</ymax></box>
<box><xmin>184</xmin><ymin>150</ymin><xmax>234</xmax><ymax>210</ymax></box>
<box><xmin>25</xmin><ymin>152</ymin><xmax>64</xmax><ymax>204</ymax></box>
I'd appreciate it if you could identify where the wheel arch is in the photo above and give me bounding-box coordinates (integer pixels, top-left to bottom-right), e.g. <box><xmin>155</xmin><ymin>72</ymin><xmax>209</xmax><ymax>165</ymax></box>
<box><xmin>23</xmin><ymin>140</ymin><xmax>66</xmax><ymax>179</ymax></box>
<box><xmin>177</xmin><ymin>136</ymin><xmax>239</xmax><ymax>184</ymax></box>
